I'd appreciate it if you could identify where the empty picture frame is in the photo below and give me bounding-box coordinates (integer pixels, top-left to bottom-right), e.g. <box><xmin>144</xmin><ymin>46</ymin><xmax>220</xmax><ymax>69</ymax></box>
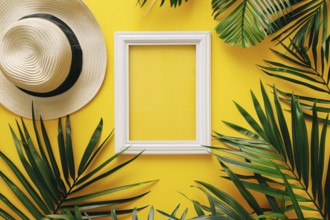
<box><xmin>115</xmin><ymin>32</ymin><xmax>211</xmax><ymax>154</ymax></box>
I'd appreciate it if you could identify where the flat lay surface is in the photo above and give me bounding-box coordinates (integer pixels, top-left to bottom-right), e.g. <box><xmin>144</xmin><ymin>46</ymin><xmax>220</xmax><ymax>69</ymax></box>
<box><xmin>1</xmin><ymin>0</ymin><xmax>329</xmax><ymax>219</ymax></box>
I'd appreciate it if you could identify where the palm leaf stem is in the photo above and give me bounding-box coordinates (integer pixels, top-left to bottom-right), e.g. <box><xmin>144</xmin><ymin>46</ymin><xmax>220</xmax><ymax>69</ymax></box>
<box><xmin>289</xmin><ymin>167</ymin><xmax>325</xmax><ymax>219</ymax></box>
<box><xmin>306</xmin><ymin>63</ymin><xmax>330</xmax><ymax>92</ymax></box>
<box><xmin>52</xmin><ymin>151</ymin><xmax>119</xmax><ymax>213</ymax></box>
<box><xmin>53</xmin><ymin>178</ymin><xmax>79</xmax><ymax>213</ymax></box>
<box><xmin>314</xmin><ymin>69</ymin><xmax>330</xmax><ymax>92</ymax></box>
<box><xmin>262</xmin><ymin>142</ymin><xmax>323</xmax><ymax>216</ymax></box>
<box><xmin>53</xmin><ymin>173</ymin><xmax>106</xmax><ymax>214</ymax></box>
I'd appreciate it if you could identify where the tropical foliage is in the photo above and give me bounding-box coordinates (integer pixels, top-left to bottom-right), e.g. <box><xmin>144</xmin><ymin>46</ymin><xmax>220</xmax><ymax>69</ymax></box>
<box><xmin>137</xmin><ymin>0</ymin><xmax>188</xmax><ymax>8</ymax></box>
<box><xmin>44</xmin><ymin>205</ymin><xmax>189</xmax><ymax>220</ymax></box>
<box><xmin>1</xmin><ymin>1</ymin><xmax>329</xmax><ymax>219</ymax></box>
<box><xmin>0</xmin><ymin>110</ymin><xmax>154</xmax><ymax>219</ymax></box>
<box><xmin>259</xmin><ymin>39</ymin><xmax>329</xmax><ymax>118</ymax></box>
<box><xmin>191</xmin><ymin>82</ymin><xmax>329</xmax><ymax>219</ymax></box>
<box><xmin>212</xmin><ymin>0</ymin><xmax>328</xmax><ymax>48</ymax></box>
<box><xmin>138</xmin><ymin>0</ymin><xmax>329</xmax><ymax>48</ymax></box>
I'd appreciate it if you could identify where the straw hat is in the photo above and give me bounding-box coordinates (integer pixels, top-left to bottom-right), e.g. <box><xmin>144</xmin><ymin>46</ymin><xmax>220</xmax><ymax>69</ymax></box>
<box><xmin>0</xmin><ymin>0</ymin><xmax>107</xmax><ymax>119</ymax></box>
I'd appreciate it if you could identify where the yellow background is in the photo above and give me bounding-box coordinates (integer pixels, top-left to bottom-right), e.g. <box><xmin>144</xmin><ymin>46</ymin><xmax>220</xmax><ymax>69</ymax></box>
<box><xmin>129</xmin><ymin>45</ymin><xmax>196</xmax><ymax>141</ymax></box>
<box><xmin>0</xmin><ymin>0</ymin><xmax>328</xmax><ymax>219</ymax></box>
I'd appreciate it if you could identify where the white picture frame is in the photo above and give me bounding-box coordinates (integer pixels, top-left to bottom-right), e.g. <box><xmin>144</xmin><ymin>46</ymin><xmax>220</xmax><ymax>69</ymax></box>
<box><xmin>115</xmin><ymin>32</ymin><xmax>211</xmax><ymax>154</ymax></box>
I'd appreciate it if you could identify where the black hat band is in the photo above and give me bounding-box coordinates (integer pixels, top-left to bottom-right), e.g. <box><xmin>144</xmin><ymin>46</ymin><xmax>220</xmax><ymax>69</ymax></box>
<box><xmin>18</xmin><ymin>13</ymin><xmax>83</xmax><ymax>97</ymax></box>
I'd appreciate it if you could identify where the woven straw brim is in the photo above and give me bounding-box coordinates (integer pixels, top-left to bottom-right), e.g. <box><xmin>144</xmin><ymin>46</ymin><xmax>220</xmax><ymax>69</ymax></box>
<box><xmin>0</xmin><ymin>0</ymin><xmax>107</xmax><ymax>119</ymax></box>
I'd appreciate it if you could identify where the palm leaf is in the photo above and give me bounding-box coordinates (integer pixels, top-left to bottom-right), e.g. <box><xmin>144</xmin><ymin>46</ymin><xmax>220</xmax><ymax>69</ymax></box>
<box><xmin>20</xmin><ymin>118</ymin><xmax>60</xmax><ymax>202</ymax></box>
<box><xmin>260</xmin><ymin>40</ymin><xmax>329</xmax><ymax>117</ymax></box>
<box><xmin>61</xmin><ymin>192</ymin><xmax>150</xmax><ymax>211</ymax></box>
<box><xmin>253</xmin><ymin>213</ymin><xmax>288</xmax><ymax>220</ymax></box>
<box><xmin>63</xmin><ymin>180</ymin><xmax>155</xmax><ymax>204</ymax></box>
<box><xmin>46</xmin><ymin>206</ymin><xmax>91</xmax><ymax>220</ymax></box>
<box><xmin>211</xmin><ymin>0</ymin><xmax>292</xmax><ymax>47</ymax></box>
<box><xmin>325</xmin><ymin>158</ymin><xmax>330</xmax><ymax>219</ymax></box>
<box><xmin>0</xmin><ymin>152</ymin><xmax>50</xmax><ymax>213</ymax></box>
<box><xmin>111</xmin><ymin>208</ymin><xmax>118</xmax><ymax>220</ymax></box>
<box><xmin>44</xmin><ymin>205</ymin><xmax>192</xmax><ymax>220</ymax></box>
<box><xmin>291</xmin><ymin>95</ymin><xmax>309</xmax><ymax>188</ymax></box>
<box><xmin>57</xmin><ymin>117</ymin><xmax>71</xmax><ymax>189</ymax></box>
<box><xmin>1</xmin><ymin>110</ymin><xmax>152</xmax><ymax>218</ymax></box>
<box><xmin>0</xmin><ymin>209</ymin><xmax>16</xmax><ymax>220</ymax></box>
<box><xmin>156</xmin><ymin>204</ymin><xmax>190</xmax><ymax>220</ymax></box>
<box><xmin>40</xmin><ymin>116</ymin><xmax>66</xmax><ymax>195</ymax></box>
<box><xmin>212</xmin><ymin>0</ymin><xmax>275</xmax><ymax>48</ymax></box>
<box><xmin>72</xmin><ymin>150</ymin><xmax>144</xmax><ymax>194</ymax></box>
<box><xmin>137</xmin><ymin>0</ymin><xmax>188</xmax><ymax>8</ymax></box>
<box><xmin>0</xmin><ymin>193</ymin><xmax>28</xmax><ymax>220</ymax></box>
<box><xmin>32</xmin><ymin>106</ymin><xmax>60</xmax><ymax>195</ymax></box>
<box><xmin>78</xmin><ymin>119</ymin><xmax>103</xmax><ymax>175</ymax></box>
<box><xmin>89</xmin><ymin>206</ymin><xmax>149</xmax><ymax>218</ymax></box>
<box><xmin>45</xmin><ymin>205</ymin><xmax>190</xmax><ymax>220</ymax></box>
<box><xmin>272</xmin><ymin>1</ymin><xmax>328</xmax><ymax>51</ymax></box>
<box><xmin>148</xmin><ymin>206</ymin><xmax>155</xmax><ymax>220</ymax></box>
<box><xmin>65</xmin><ymin>115</ymin><xmax>75</xmax><ymax>181</ymax></box>
<box><xmin>200</xmin><ymin>82</ymin><xmax>328</xmax><ymax>219</ymax></box>
<box><xmin>0</xmin><ymin>171</ymin><xmax>43</xmax><ymax>219</ymax></box>
<box><xmin>192</xmin><ymin>84</ymin><xmax>330</xmax><ymax>219</ymax></box>
<box><xmin>276</xmin><ymin>166</ymin><xmax>304</xmax><ymax>219</ymax></box>
<box><xmin>132</xmin><ymin>208</ymin><xmax>138</xmax><ymax>220</ymax></box>
<box><xmin>220</xmin><ymin>162</ymin><xmax>264</xmax><ymax>215</ymax></box>
<box><xmin>74</xmin><ymin>145</ymin><xmax>129</xmax><ymax>187</ymax></box>
<box><xmin>212</xmin><ymin>0</ymin><xmax>328</xmax><ymax>48</ymax></box>
<box><xmin>11</xmin><ymin>123</ymin><xmax>57</xmax><ymax>207</ymax></box>
<box><xmin>191</xmin><ymin>183</ymin><xmax>251</xmax><ymax>219</ymax></box>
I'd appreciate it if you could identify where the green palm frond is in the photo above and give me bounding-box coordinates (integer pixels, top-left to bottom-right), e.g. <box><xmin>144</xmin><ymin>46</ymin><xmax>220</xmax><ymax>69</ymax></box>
<box><xmin>138</xmin><ymin>0</ymin><xmax>328</xmax><ymax>48</ymax></box>
<box><xmin>137</xmin><ymin>0</ymin><xmax>188</xmax><ymax>8</ymax></box>
<box><xmin>272</xmin><ymin>0</ymin><xmax>328</xmax><ymax>50</ymax></box>
<box><xmin>44</xmin><ymin>205</ymin><xmax>190</xmax><ymax>220</ymax></box>
<box><xmin>259</xmin><ymin>39</ymin><xmax>329</xmax><ymax>117</ymax></box>
<box><xmin>203</xmin><ymin>82</ymin><xmax>329</xmax><ymax>219</ymax></box>
<box><xmin>212</xmin><ymin>0</ymin><xmax>328</xmax><ymax>48</ymax></box>
<box><xmin>212</xmin><ymin>0</ymin><xmax>280</xmax><ymax>48</ymax></box>
<box><xmin>155</xmin><ymin>204</ymin><xmax>189</xmax><ymax>220</ymax></box>
<box><xmin>45</xmin><ymin>206</ymin><xmax>92</xmax><ymax>220</ymax></box>
<box><xmin>0</xmin><ymin>111</ymin><xmax>155</xmax><ymax>219</ymax></box>
<box><xmin>191</xmin><ymin>181</ymin><xmax>255</xmax><ymax>219</ymax></box>
<box><xmin>46</xmin><ymin>206</ymin><xmax>145</xmax><ymax>220</ymax></box>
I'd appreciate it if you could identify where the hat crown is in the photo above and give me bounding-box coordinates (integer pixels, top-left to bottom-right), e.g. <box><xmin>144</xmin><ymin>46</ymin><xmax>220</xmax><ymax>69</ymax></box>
<box><xmin>0</xmin><ymin>18</ymin><xmax>72</xmax><ymax>93</ymax></box>
<box><xmin>0</xmin><ymin>0</ymin><xmax>107</xmax><ymax>119</ymax></box>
